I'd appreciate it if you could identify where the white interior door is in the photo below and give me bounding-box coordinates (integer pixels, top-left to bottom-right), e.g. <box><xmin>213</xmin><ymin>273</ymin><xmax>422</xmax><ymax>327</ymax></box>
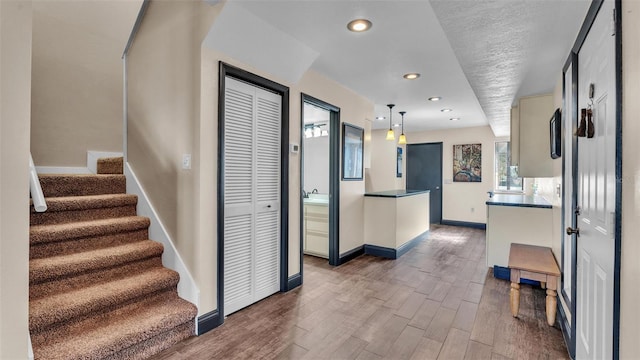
<box><xmin>576</xmin><ymin>1</ymin><xmax>616</xmax><ymax>358</ymax></box>
<box><xmin>224</xmin><ymin>77</ymin><xmax>281</xmax><ymax>316</ymax></box>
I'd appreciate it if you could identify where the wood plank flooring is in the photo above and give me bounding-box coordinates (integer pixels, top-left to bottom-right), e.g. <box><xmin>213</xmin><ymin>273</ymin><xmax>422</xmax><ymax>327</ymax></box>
<box><xmin>154</xmin><ymin>225</ymin><xmax>569</xmax><ymax>359</ymax></box>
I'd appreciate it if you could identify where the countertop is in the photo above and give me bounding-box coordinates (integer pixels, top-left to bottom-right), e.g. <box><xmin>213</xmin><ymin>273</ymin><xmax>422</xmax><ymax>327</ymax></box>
<box><xmin>303</xmin><ymin>198</ymin><xmax>329</xmax><ymax>206</ymax></box>
<box><xmin>364</xmin><ymin>189</ymin><xmax>430</xmax><ymax>198</ymax></box>
<box><xmin>486</xmin><ymin>194</ymin><xmax>552</xmax><ymax>209</ymax></box>
<box><xmin>303</xmin><ymin>194</ymin><xmax>329</xmax><ymax>206</ymax></box>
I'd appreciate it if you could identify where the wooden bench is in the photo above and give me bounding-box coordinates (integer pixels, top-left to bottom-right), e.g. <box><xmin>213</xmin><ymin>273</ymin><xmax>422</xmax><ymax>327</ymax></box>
<box><xmin>508</xmin><ymin>243</ymin><xmax>561</xmax><ymax>326</ymax></box>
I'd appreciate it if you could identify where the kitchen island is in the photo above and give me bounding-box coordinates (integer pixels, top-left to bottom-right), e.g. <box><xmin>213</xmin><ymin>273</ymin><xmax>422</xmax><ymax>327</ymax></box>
<box><xmin>485</xmin><ymin>194</ymin><xmax>553</xmax><ymax>268</ymax></box>
<box><xmin>363</xmin><ymin>190</ymin><xmax>430</xmax><ymax>259</ymax></box>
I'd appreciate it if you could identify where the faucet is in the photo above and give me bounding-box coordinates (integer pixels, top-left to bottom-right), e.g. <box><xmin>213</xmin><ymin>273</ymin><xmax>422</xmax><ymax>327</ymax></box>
<box><xmin>302</xmin><ymin>190</ymin><xmax>308</xmax><ymax>198</ymax></box>
<box><xmin>312</xmin><ymin>189</ymin><xmax>318</xmax><ymax>194</ymax></box>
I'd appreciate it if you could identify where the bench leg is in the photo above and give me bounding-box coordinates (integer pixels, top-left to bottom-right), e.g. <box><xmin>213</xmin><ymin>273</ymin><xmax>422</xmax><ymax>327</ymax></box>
<box><xmin>510</xmin><ymin>282</ymin><xmax>520</xmax><ymax>317</ymax></box>
<box><xmin>546</xmin><ymin>289</ymin><xmax>557</xmax><ymax>326</ymax></box>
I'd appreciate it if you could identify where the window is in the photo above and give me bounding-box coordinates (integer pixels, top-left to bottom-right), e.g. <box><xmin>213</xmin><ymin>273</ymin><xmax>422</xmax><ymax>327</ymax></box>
<box><xmin>495</xmin><ymin>141</ymin><xmax>523</xmax><ymax>192</ymax></box>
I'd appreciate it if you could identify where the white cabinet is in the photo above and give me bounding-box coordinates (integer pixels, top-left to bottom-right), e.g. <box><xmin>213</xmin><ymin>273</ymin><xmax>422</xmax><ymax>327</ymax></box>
<box><xmin>303</xmin><ymin>203</ymin><xmax>329</xmax><ymax>258</ymax></box>
<box><xmin>516</xmin><ymin>94</ymin><xmax>555</xmax><ymax>177</ymax></box>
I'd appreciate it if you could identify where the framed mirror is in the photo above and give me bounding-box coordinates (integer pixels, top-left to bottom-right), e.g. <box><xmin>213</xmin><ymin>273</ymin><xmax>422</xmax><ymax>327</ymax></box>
<box><xmin>341</xmin><ymin>123</ymin><xmax>364</xmax><ymax>180</ymax></box>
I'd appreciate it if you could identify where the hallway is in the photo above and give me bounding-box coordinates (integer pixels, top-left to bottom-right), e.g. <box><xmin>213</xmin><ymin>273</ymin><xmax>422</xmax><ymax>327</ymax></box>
<box><xmin>155</xmin><ymin>225</ymin><xmax>568</xmax><ymax>359</ymax></box>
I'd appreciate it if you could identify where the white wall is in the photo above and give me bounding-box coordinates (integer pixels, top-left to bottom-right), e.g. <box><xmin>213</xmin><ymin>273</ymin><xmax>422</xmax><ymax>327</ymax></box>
<box><xmin>30</xmin><ymin>0</ymin><xmax>141</xmax><ymax>167</ymax></box>
<box><xmin>366</xmin><ymin>130</ymin><xmax>404</xmax><ymax>193</ymax></box>
<box><xmin>620</xmin><ymin>1</ymin><xmax>640</xmax><ymax>356</ymax></box>
<box><xmin>369</xmin><ymin>126</ymin><xmax>500</xmax><ymax>224</ymax></box>
<box><xmin>303</xmin><ymin>135</ymin><xmax>329</xmax><ymax>194</ymax></box>
<box><xmin>0</xmin><ymin>1</ymin><xmax>32</xmax><ymax>357</ymax></box>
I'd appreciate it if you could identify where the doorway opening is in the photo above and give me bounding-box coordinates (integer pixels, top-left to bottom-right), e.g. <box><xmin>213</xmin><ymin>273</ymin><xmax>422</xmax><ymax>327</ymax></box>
<box><xmin>300</xmin><ymin>94</ymin><xmax>340</xmax><ymax>267</ymax></box>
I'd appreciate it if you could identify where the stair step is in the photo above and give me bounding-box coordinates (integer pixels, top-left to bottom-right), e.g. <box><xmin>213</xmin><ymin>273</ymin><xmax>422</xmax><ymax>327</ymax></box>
<box><xmin>30</xmin><ymin>267</ymin><xmax>179</xmax><ymax>333</ymax></box>
<box><xmin>30</xmin><ymin>194</ymin><xmax>138</xmax><ymax>225</ymax></box>
<box><xmin>30</xmin><ymin>240</ymin><xmax>164</xmax><ymax>285</ymax></box>
<box><xmin>38</xmin><ymin>174</ymin><xmax>126</xmax><ymax>197</ymax></box>
<box><xmin>31</xmin><ymin>294</ymin><xmax>197</xmax><ymax>360</ymax></box>
<box><xmin>30</xmin><ymin>216</ymin><xmax>150</xmax><ymax>258</ymax></box>
<box><xmin>30</xmin><ymin>257</ymin><xmax>164</xmax><ymax>300</ymax></box>
<box><xmin>97</xmin><ymin>157</ymin><xmax>124</xmax><ymax>175</ymax></box>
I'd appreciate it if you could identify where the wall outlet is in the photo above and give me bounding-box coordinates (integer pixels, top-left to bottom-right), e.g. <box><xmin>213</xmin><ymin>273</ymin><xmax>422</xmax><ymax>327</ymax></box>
<box><xmin>182</xmin><ymin>154</ymin><xmax>192</xmax><ymax>169</ymax></box>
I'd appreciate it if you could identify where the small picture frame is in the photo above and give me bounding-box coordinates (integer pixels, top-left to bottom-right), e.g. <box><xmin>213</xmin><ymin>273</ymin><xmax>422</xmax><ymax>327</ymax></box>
<box><xmin>341</xmin><ymin>123</ymin><xmax>364</xmax><ymax>181</ymax></box>
<box><xmin>550</xmin><ymin>108</ymin><xmax>561</xmax><ymax>159</ymax></box>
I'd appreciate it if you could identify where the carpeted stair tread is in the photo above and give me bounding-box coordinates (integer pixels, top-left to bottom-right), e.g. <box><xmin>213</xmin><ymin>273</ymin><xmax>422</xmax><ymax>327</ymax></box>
<box><xmin>30</xmin><ymin>216</ymin><xmax>150</xmax><ymax>245</ymax></box>
<box><xmin>30</xmin><ymin>258</ymin><xmax>164</xmax><ymax>300</ymax></box>
<box><xmin>30</xmin><ymin>267</ymin><xmax>179</xmax><ymax>332</ymax></box>
<box><xmin>38</xmin><ymin>174</ymin><xmax>126</xmax><ymax>197</ymax></box>
<box><xmin>30</xmin><ymin>240</ymin><xmax>164</xmax><ymax>285</ymax></box>
<box><xmin>32</xmin><ymin>194</ymin><xmax>137</xmax><ymax>213</ymax></box>
<box><xmin>101</xmin><ymin>320</ymin><xmax>194</xmax><ymax>360</ymax></box>
<box><xmin>97</xmin><ymin>157</ymin><xmax>124</xmax><ymax>175</ymax></box>
<box><xmin>32</xmin><ymin>296</ymin><xmax>197</xmax><ymax>360</ymax></box>
<box><xmin>30</xmin><ymin>194</ymin><xmax>138</xmax><ymax>226</ymax></box>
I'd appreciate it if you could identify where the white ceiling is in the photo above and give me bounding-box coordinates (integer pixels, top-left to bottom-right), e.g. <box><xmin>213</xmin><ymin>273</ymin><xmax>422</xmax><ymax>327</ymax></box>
<box><xmin>213</xmin><ymin>0</ymin><xmax>590</xmax><ymax>137</ymax></box>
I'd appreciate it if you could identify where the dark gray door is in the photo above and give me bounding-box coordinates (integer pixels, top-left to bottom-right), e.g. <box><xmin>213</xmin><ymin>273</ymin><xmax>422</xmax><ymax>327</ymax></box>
<box><xmin>407</xmin><ymin>143</ymin><xmax>442</xmax><ymax>224</ymax></box>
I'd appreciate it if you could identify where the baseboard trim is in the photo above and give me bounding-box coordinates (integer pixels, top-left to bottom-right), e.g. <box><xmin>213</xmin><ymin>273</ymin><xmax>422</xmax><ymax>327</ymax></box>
<box><xmin>364</xmin><ymin>244</ymin><xmax>396</xmax><ymax>259</ymax></box>
<box><xmin>364</xmin><ymin>231</ymin><xmax>429</xmax><ymax>260</ymax></box>
<box><xmin>197</xmin><ymin>310</ymin><xmax>222</xmax><ymax>335</ymax></box>
<box><xmin>35</xmin><ymin>166</ymin><xmax>91</xmax><ymax>174</ymax></box>
<box><xmin>286</xmin><ymin>273</ymin><xmax>302</xmax><ymax>291</ymax></box>
<box><xmin>557</xmin><ymin>299</ymin><xmax>574</xmax><ymax>359</ymax></box>
<box><xmin>125</xmin><ymin>163</ymin><xmax>200</xmax><ymax>320</ymax></box>
<box><xmin>441</xmin><ymin>219</ymin><xmax>486</xmax><ymax>230</ymax></box>
<box><xmin>397</xmin><ymin>231</ymin><xmax>429</xmax><ymax>258</ymax></box>
<box><xmin>338</xmin><ymin>245</ymin><xmax>364</xmax><ymax>265</ymax></box>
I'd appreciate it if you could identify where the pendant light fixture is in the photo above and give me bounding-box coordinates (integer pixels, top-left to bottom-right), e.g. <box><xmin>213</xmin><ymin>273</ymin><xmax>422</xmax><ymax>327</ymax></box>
<box><xmin>386</xmin><ymin>104</ymin><xmax>395</xmax><ymax>140</ymax></box>
<box><xmin>398</xmin><ymin>111</ymin><xmax>407</xmax><ymax>145</ymax></box>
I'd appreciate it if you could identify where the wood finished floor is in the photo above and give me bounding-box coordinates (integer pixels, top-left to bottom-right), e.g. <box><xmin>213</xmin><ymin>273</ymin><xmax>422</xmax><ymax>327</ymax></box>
<box><xmin>154</xmin><ymin>225</ymin><xmax>569</xmax><ymax>359</ymax></box>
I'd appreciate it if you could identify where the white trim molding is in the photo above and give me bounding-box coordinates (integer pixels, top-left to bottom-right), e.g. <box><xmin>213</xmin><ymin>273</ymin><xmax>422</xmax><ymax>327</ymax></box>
<box><xmin>124</xmin><ymin>163</ymin><xmax>200</xmax><ymax>333</ymax></box>
<box><xmin>35</xmin><ymin>166</ymin><xmax>91</xmax><ymax>174</ymax></box>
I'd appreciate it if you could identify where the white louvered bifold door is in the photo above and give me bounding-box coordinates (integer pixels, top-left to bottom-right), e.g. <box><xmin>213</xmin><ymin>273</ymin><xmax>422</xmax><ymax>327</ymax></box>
<box><xmin>223</xmin><ymin>77</ymin><xmax>281</xmax><ymax>316</ymax></box>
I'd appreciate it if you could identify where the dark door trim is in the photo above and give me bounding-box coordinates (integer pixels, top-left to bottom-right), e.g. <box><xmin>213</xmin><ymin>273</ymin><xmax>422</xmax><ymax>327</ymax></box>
<box><xmin>560</xmin><ymin>50</ymin><xmax>579</xmax><ymax>360</ymax></box>
<box><xmin>406</xmin><ymin>142</ymin><xmax>443</xmax><ymax>224</ymax></box>
<box><xmin>300</xmin><ymin>94</ymin><xmax>340</xmax><ymax>267</ymax></box>
<box><xmin>216</xmin><ymin>62</ymin><xmax>290</xmax><ymax>326</ymax></box>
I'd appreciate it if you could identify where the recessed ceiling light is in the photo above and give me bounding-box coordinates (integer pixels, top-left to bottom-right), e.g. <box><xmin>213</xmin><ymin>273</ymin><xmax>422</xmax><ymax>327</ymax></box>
<box><xmin>347</xmin><ymin>19</ymin><xmax>372</xmax><ymax>32</ymax></box>
<box><xmin>450</xmin><ymin>118</ymin><xmax>460</xmax><ymax>121</ymax></box>
<box><xmin>428</xmin><ymin>97</ymin><xmax>442</xmax><ymax>101</ymax></box>
<box><xmin>376</xmin><ymin>116</ymin><xmax>385</xmax><ymax>120</ymax></box>
<box><xmin>403</xmin><ymin>73</ymin><xmax>420</xmax><ymax>80</ymax></box>
<box><xmin>393</xmin><ymin>123</ymin><xmax>401</xmax><ymax>128</ymax></box>
<box><xmin>441</xmin><ymin>108</ymin><xmax>453</xmax><ymax>112</ymax></box>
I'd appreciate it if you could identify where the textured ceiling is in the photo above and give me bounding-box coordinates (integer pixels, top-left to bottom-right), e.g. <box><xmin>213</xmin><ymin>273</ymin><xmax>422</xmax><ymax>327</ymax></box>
<box><xmin>211</xmin><ymin>0</ymin><xmax>590</xmax><ymax>137</ymax></box>
<box><xmin>429</xmin><ymin>0</ymin><xmax>590</xmax><ymax>136</ymax></box>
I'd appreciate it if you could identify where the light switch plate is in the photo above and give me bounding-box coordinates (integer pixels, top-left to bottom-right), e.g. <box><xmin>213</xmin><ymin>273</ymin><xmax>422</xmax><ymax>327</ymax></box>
<box><xmin>182</xmin><ymin>154</ymin><xmax>192</xmax><ymax>169</ymax></box>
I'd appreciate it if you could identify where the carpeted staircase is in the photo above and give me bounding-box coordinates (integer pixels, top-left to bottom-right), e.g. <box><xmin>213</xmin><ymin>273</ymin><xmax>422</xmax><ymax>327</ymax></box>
<box><xmin>29</xmin><ymin>158</ymin><xmax>197</xmax><ymax>359</ymax></box>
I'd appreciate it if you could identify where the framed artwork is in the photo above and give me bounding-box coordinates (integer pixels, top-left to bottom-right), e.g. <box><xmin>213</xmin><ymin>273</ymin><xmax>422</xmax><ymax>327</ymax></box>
<box><xmin>341</xmin><ymin>123</ymin><xmax>364</xmax><ymax>181</ymax></box>
<box><xmin>453</xmin><ymin>143</ymin><xmax>482</xmax><ymax>182</ymax></box>
<box><xmin>397</xmin><ymin>147</ymin><xmax>403</xmax><ymax>178</ymax></box>
<box><xmin>550</xmin><ymin>108</ymin><xmax>562</xmax><ymax>159</ymax></box>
